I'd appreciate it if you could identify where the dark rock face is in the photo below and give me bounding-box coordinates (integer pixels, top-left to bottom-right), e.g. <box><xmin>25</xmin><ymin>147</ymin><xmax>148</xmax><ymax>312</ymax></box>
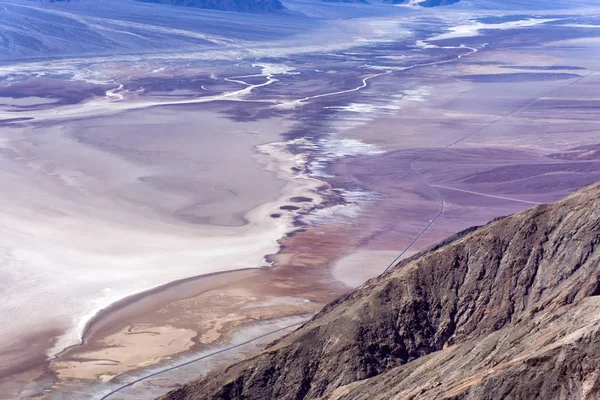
<box><xmin>160</xmin><ymin>182</ymin><xmax>600</xmax><ymax>400</ymax></box>
<box><xmin>136</xmin><ymin>0</ymin><xmax>285</xmax><ymax>13</ymax></box>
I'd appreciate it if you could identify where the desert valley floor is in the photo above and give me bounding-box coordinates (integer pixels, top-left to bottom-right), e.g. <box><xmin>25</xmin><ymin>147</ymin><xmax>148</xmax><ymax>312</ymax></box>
<box><xmin>0</xmin><ymin>0</ymin><xmax>600</xmax><ymax>398</ymax></box>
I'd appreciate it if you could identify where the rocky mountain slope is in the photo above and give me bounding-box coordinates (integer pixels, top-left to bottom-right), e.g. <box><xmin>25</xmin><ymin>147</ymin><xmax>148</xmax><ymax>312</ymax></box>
<box><xmin>136</xmin><ymin>0</ymin><xmax>285</xmax><ymax>13</ymax></box>
<box><xmin>160</xmin><ymin>182</ymin><xmax>600</xmax><ymax>400</ymax></box>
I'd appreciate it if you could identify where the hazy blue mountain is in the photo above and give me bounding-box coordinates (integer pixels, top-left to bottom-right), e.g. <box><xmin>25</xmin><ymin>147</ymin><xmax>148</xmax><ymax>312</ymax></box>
<box><xmin>321</xmin><ymin>0</ymin><xmax>460</xmax><ymax>6</ymax></box>
<box><xmin>418</xmin><ymin>0</ymin><xmax>460</xmax><ymax>6</ymax></box>
<box><xmin>0</xmin><ymin>0</ymin><xmax>583</xmax><ymax>62</ymax></box>
<box><xmin>0</xmin><ymin>0</ymin><xmax>313</xmax><ymax>61</ymax></box>
<box><xmin>0</xmin><ymin>0</ymin><xmax>415</xmax><ymax>62</ymax></box>
<box><xmin>136</xmin><ymin>0</ymin><xmax>285</xmax><ymax>13</ymax></box>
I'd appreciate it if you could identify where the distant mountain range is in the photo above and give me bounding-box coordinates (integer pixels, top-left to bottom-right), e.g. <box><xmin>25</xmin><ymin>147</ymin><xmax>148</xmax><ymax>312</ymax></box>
<box><xmin>134</xmin><ymin>0</ymin><xmax>457</xmax><ymax>13</ymax></box>
<box><xmin>135</xmin><ymin>0</ymin><xmax>285</xmax><ymax>12</ymax></box>
<box><xmin>322</xmin><ymin>0</ymin><xmax>460</xmax><ymax>6</ymax></box>
<box><xmin>45</xmin><ymin>0</ymin><xmax>458</xmax><ymax>10</ymax></box>
<box><xmin>160</xmin><ymin>182</ymin><xmax>600</xmax><ymax>399</ymax></box>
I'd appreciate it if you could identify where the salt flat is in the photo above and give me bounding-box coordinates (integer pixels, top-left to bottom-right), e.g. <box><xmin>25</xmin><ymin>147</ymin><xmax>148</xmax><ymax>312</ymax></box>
<box><xmin>1</xmin><ymin>0</ymin><xmax>600</xmax><ymax>398</ymax></box>
<box><xmin>0</xmin><ymin>106</ymin><xmax>296</xmax><ymax>364</ymax></box>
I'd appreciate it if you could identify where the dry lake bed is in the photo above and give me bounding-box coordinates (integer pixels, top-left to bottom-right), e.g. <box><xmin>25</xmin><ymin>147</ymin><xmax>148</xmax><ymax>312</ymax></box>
<box><xmin>1</xmin><ymin>1</ymin><xmax>600</xmax><ymax>398</ymax></box>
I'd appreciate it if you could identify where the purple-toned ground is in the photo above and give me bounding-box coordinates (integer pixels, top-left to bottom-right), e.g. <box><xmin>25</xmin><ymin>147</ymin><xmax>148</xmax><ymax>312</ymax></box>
<box><xmin>1</xmin><ymin>6</ymin><xmax>600</xmax><ymax>400</ymax></box>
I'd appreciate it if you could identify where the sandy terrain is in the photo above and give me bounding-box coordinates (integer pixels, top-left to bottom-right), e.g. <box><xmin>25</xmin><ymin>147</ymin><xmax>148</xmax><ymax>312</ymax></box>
<box><xmin>45</xmin><ymin>257</ymin><xmax>339</xmax><ymax>397</ymax></box>
<box><xmin>1</xmin><ymin>7</ymin><xmax>600</xmax><ymax>400</ymax></box>
<box><xmin>55</xmin><ymin>325</ymin><xmax>198</xmax><ymax>381</ymax></box>
<box><xmin>332</xmin><ymin>250</ymin><xmax>416</xmax><ymax>288</ymax></box>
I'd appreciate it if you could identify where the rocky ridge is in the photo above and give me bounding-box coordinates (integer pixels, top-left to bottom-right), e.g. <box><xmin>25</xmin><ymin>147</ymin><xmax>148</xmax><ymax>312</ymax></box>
<box><xmin>160</xmin><ymin>182</ymin><xmax>600</xmax><ymax>400</ymax></box>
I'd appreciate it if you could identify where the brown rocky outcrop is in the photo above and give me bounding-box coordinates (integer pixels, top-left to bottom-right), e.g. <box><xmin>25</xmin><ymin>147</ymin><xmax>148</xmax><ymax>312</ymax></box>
<box><xmin>160</xmin><ymin>182</ymin><xmax>600</xmax><ymax>400</ymax></box>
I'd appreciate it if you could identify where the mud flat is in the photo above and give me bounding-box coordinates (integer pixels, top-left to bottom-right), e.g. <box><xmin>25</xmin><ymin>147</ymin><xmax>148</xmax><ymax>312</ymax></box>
<box><xmin>0</xmin><ymin>98</ymin><xmax>327</xmax><ymax>397</ymax></box>
<box><xmin>3</xmin><ymin>8</ymin><xmax>600</xmax><ymax>400</ymax></box>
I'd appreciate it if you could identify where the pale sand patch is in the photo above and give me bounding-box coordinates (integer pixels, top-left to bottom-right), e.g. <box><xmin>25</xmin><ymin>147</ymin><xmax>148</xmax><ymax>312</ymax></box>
<box><xmin>51</xmin><ymin>286</ymin><xmax>321</xmax><ymax>381</ymax></box>
<box><xmin>332</xmin><ymin>250</ymin><xmax>416</xmax><ymax>288</ymax></box>
<box><xmin>49</xmin><ymin>259</ymin><xmax>329</xmax><ymax>385</ymax></box>
<box><xmin>53</xmin><ymin>325</ymin><xmax>197</xmax><ymax>381</ymax></box>
<box><xmin>94</xmin><ymin>315</ymin><xmax>313</xmax><ymax>400</ymax></box>
<box><xmin>80</xmin><ymin>269</ymin><xmax>261</xmax><ymax>344</ymax></box>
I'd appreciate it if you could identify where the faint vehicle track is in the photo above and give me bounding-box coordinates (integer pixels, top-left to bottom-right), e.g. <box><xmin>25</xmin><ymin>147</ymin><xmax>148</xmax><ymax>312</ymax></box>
<box><xmin>431</xmin><ymin>185</ymin><xmax>543</xmax><ymax>205</ymax></box>
<box><xmin>384</xmin><ymin>69</ymin><xmax>595</xmax><ymax>273</ymax></box>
